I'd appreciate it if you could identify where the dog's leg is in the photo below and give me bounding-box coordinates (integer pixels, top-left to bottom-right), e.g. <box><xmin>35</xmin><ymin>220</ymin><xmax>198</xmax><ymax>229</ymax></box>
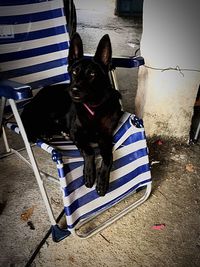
<box><xmin>96</xmin><ymin>136</ymin><xmax>113</xmax><ymax>196</ymax></box>
<box><xmin>74</xmin><ymin>133</ymin><xmax>96</xmax><ymax>188</ymax></box>
<box><xmin>80</xmin><ymin>146</ymin><xmax>96</xmax><ymax>188</ymax></box>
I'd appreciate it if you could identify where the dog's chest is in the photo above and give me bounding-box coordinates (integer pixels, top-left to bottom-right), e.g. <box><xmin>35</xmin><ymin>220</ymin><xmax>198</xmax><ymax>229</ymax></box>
<box><xmin>83</xmin><ymin>120</ymin><xmax>101</xmax><ymax>141</ymax></box>
<box><xmin>81</xmin><ymin>115</ymin><xmax>105</xmax><ymax>140</ymax></box>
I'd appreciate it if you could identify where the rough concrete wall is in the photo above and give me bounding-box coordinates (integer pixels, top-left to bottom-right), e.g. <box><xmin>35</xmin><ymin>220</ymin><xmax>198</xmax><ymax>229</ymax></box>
<box><xmin>136</xmin><ymin>0</ymin><xmax>200</xmax><ymax>140</ymax></box>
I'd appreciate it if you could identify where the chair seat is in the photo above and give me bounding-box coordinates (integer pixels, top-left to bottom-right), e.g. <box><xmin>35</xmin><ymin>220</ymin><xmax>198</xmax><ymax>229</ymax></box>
<box><xmin>5</xmin><ymin>111</ymin><xmax>151</xmax><ymax>234</ymax></box>
<box><xmin>35</xmin><ymin>112</ymin><xmax>152</xmax><ymax>234</ymax></box>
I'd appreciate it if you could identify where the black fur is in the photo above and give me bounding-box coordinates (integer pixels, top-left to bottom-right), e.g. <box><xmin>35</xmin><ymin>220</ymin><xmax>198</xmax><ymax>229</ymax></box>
<box><xmin>21</xmin><ymin>33</ymin><xmax>123</xmax><ymax>196</ymax></box>
<box><xmin>21</xmin><ymin>85</ymin><xmax>72</xmax><ymax>141</ymax></box>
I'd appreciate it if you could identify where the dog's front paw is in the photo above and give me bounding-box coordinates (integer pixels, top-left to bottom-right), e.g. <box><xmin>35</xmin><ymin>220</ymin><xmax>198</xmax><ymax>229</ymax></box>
<box><xmin>96</xmin><ymin>160</ymin><xmax>111</xmax><ymax>196</ymax></box>
<box><xmin>96</xmin><ymin>175</ymin><xmax>109</xmax><ymax>196</ymax></box>
<box><xmin>83</xmin><ymin>164</ymin><xmax>96</xmax><ymax>188</ymax></box>
<box><xmin>84</xmin><ymin>174</ymin><xmax>95</xmax><ymax>188</ymax></box>
<box><xmin>96</xmin><ymin>181</ymin><xmax>109</xmax><ymax>196</ymax></box>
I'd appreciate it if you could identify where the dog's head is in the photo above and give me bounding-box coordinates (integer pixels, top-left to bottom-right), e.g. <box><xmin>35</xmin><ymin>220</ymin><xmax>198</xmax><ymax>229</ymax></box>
<box><xmin>68</xmin><ymin>33</ymin><xmax>112</xmax><ymax>106</ymax></box>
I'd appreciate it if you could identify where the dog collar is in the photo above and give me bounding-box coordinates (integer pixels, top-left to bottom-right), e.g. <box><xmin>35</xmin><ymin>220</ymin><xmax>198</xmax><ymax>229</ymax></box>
<box><xmin>83</xmin><ymin>103</ymin><xmax>95</xmax><ymax>116</ymax></box>
<box><xmin>83</xmin><ymin>90</ymin><xmax>120</xmax><ymax>117</ymax></box>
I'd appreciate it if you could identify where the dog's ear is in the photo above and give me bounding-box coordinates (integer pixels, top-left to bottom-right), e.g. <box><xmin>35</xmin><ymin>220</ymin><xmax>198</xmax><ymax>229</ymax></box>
<box><xmin>68</xmin><ymin>32</ymin><xmax>84</xmax><ymax>66</ymax></box>
<box><xmin>94</xmin><ymin>34</ymin><xmax>112</xmax><ymax>68</ymax></box>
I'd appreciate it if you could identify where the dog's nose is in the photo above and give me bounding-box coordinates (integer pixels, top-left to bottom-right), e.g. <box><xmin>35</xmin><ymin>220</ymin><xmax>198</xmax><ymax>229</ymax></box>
<box><xmin>71</xmin><ymin>87</ymin><xmax>81</xmax><ymax>100</ymax></box>
<box><xmin>71</xmin><ymin>87</ymin><xmax>80</xmax><ymax>94</ymax></box>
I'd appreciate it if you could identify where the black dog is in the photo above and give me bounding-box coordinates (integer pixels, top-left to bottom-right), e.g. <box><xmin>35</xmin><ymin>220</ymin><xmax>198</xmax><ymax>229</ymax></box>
<box><xmin>21</xmin><ymin>84</ymin><xmax>72</xmax><ymax>142</ymax></box>
<box><xmin>21</xmin><ymin>33</ymin><xmax>123</xmax><ymax>196</ymax></box>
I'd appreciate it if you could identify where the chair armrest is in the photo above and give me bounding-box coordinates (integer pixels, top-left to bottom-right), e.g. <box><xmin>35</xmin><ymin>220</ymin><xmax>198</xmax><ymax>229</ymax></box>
<box><xmin>111</xmin><ymin>56</ymin><xmax>145</xmax><ymax>68</ymax></box>
<box><xmin>0</xmin><ymin>80</ymin><xmax>32</xmax><ymax>100</ymax></box>
<box><xmin>84</xmin><ymin>54</ymin><xmax>144</xmax><ymax>68</ymax></box>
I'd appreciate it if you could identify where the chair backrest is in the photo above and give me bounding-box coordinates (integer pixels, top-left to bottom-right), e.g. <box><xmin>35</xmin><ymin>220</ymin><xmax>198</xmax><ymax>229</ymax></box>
<box><xmin>0</xmin><ymin>0</ymin><xmax>70</xmax><ymax>89</ymax></box>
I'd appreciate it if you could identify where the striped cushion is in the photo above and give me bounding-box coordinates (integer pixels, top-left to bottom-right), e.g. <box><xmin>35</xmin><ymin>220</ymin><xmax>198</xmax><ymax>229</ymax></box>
<box><xmin>0</xmin><ymin>0</ymin><xmax>70</xmax><ymax>89</ymax></box>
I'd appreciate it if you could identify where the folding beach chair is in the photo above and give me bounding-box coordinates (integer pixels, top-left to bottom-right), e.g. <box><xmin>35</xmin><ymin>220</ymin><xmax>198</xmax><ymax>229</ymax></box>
<box><xmin>0</xmin><ymin>0</ymin><xmax>152</xmax><ymax>242</ymax></box>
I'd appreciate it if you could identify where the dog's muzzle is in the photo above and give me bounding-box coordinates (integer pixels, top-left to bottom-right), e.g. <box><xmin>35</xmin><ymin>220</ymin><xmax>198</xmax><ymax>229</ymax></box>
<box><xmin>70</xmin><ymin>87</ymin><xmax>82</xmax><ymax>101</ymax></box>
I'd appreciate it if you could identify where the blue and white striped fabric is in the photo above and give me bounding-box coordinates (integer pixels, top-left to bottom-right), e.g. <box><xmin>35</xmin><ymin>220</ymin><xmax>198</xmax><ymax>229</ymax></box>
<box><xmin>40</xmin><ymin>112</ymin><xmax>152</xmax><ymax>231</ymax></box>
<box><xmin>7</xmin><ymin>111</ymin><xmax>151</xmax><ymax>231</ymax></box>
<box><xmin>0</xmin><ymin>0</ymin><xmax>70</xmax><ymax>89</ymax></box>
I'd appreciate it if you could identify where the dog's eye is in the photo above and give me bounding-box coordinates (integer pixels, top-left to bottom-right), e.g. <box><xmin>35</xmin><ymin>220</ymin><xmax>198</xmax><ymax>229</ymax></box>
<box><xmin>72</xmin><ymin>70</ymin><xmax>77</xmax><ymax>76</ymax></box>
<box><xmin>89</xmin><ymin>71</ymin><xmax>95</xmax><ymax>77</ymax></box>
<box><xmin>86</xmin><ymin>70</ymin><xmax>96</xmax><ymax>78</ymax></box>
<box><xmin>72</xmin><ymin>66</ymin><xmax>81</xmax><ymax>76</ymax></box>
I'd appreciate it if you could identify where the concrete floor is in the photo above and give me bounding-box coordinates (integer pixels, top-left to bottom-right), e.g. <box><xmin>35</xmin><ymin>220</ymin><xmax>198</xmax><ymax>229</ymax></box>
<box><xmin>1</xmin><ymin>1</ymin><xmax>200</xmax><ymax>266</ymax></box>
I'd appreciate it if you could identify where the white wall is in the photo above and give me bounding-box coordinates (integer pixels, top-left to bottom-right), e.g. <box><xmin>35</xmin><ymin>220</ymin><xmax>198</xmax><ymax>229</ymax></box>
<box><xmin>135</xmin><ymin>0</ymin><xmax>200</xmax><ymax>140</ymax></box>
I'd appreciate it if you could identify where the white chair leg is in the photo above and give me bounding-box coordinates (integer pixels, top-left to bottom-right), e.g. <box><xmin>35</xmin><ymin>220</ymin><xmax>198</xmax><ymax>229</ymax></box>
<box><xmin>0</xmin><ymin>96</ymin><xmax>6</xmax><ymax>128</ymax></box>
<box><xmin>194</xmin><ymin>119</ymin><xmax>200</xmax><ymax>141</ymax></box>
<box><xmin>2</xmin><ymin>126</ymin><xmax>11</xmax><ymax>154</ymax></box>
<box><xmin>8</xmin><ymin>99</ymin><xmax>57</xmax><ymax>226</ymax></box>
<box><xmin>0</xmin><ymin>97</ymin><xmax>11</xmax><ymax>154</ymax></box>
